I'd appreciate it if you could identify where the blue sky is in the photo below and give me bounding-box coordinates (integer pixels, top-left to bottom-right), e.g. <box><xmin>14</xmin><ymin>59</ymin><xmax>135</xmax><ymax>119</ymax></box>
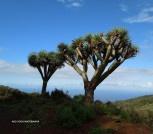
<box><xmin>0</xmin><ymin>0</ymin><xmax>153</xmax><ymax>93</ymax></box>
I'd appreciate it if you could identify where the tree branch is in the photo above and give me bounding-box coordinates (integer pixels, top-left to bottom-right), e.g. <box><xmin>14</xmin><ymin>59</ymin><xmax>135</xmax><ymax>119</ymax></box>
<box><xmin>47</xmin><ymin>69</ymin><xmax>56</xmax><ymax>81</ymax></box>
<box><xmin>88</xmin><ymin>56</ymin><xmax>97</xmax><ymax>70</ymax></box>
<box><xmin>96</xmin><ymin>59</ymin><xmax>125</xmax><ymax>87</ymax></box>
<box><xmin>65</xmin><ymin>55</ymin><xmax>83</xmax><ymax>75</ymax></box>
<box><xmin>65</xmin><ymin>54</ymin><xmax>88</xmax><ymax>82</ymax></box>
<box><xmin>104</xmin><ymin>45</ymin><xmax>112</xmax><ymax>63</ymax></box>
<box><xmin>37</xmin><ymin>66</ymin><xmax>44</xmax><ymax>80</ymax></box>
<box><xmin>91</xmin><ymin>44</ymin><xmax>112</xmax><ymax>83</ymax></box>
<box><xmin>65</xmin><ymin>61</ymin><xmax>71</xmax><ymax>66</ymax></box>
<box><xmin>82</xmin><ymin>59</ymin><xmax>88</xmax><ymax>73</ymax></box>
<box><xmin>44</xmin><ymin>64</ymin><xmax>47</xmax><ymax>78</ymax></box>
<box><xmin>90</xmin><ymin>51</ymin><xmax>110</xmax><ymax>83</ymax></box>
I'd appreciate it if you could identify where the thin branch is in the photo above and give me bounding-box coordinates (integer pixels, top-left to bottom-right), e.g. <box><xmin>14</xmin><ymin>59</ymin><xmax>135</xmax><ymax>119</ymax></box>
<box><xmin>104</xmin><ymin>45</ymin><xmax>112</xmax><ymax>63</ymax></box>
<box><xmin>47</xmin><ymin>69</ymin><xmax>56</xmax><ymax>81</ymax></box>
<box><xmin>37</xmin><ymin>66</ymin><xmax>44</xmax><ymax>79</ymax></box>
<box><xmin>96</xmin><ymin>59</ymin><xmax>125</xmax><ymax>87</ymax></box>
<box><xmin>65</xmin><ymin>54</ymin><xmax>83</xmax><ymax>75</ymax></box>
<box><xmin>101</xmin><ymin>36</ymin><xmax>109</xmax><ymax>44</ymax></box>
<box><xmin>65</xmin><ymin>54</ymin><xmax>88</xmax><ymax>81</ymax></box>
<box><xmin>91</xmin><ymin>44</ymin><xmax>112</xmax><ymax>83</ymax></box>
<box><xmin>44</xmin><ymin>64</ymin><xmax>47</xmax><ymax>78</ymax></box>
<box><xmin>65</xmin><ymin>61</ymin><xmax>71</xmax><ymax>66</ymax></box>
<box><xmin>82</xmin><ymin>59</ymin><xmax>88</xmax><ymax>73</ymax></box>
<box><xmin>88</xmin><ymin>57</ymin><xmax>97</xmax><ymax>70</ymax></box>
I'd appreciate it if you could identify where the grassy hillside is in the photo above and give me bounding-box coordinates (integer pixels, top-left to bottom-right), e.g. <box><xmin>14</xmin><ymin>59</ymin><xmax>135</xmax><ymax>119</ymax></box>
<box><xmin>116</xmin><ymin>95</ymin><xmax>153</xmax><ymax>128</ymax></box>
<box><xmin>0</xmin><ymin>85</ymin><xmax>152</xmax><ymax>134</ymax></box>
<box><xmin>116</xmin><ymin>95</ymin><xmax>153</xmax><ymax>112</ymax></box>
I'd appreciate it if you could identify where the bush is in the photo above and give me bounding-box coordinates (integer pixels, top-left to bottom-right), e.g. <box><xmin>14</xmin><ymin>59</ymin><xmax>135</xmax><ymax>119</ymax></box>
<box><xmin>94</xmin><ymin>103</ymin><xmax>104</xmax><ymax>115</ymax></box>
<box><xmin>127</xmin><ymin>109</ymin><xmax>143</xmax><ymax>123</ymax></box>
<box><xmin>119</xmin><ymin>108</ymin><xmax>145</xmax><ymax>123</ymax></box>
<box><xmin>147</xmin><ymin>111</ymin><xmax>153</xmax><ymax>128</ymax></box>
<box><xmin>50</xmin><ymin>89</ymin><xmax>71</xmax><ymax>103</ymax></box>
<box><xmin>119</xmin><ymin>110</ymin><xmax>131</xmax><ymax>120</ymax></box>
<box><xmin>56</xmin><ymin>106</ymin><xmax>81</xmax><ymax>128</ymax></box>
<box><xmin>89</xmin><ymin>127</ymin><xmax>115</xmax><ymax>134</ymax></box>
<box><xmin>28</xmin><ymin>92</ymin><xmax>40</xmax><ymax>97</ymax></box>
<box><xmin>56</xmin><ymin>103</ymin><xmax>95</xmax><ymax>128</ymax></box>
<box><xmin>0</xmin><ymin>86</ymin><xmax>27</xmax><ymax>101</ymax></box>
<box><xmin>101</xmin><ymin>104</ymin><xmax>121</xmax><ymax>116</ymax></box>
<box><xmin>89</xmin><ymin>127</ymin><xmax>102</xmax><ymax>134</ymax></box>
<box><xmin>94</xmin><ymin>100</ymin><xmax>103</xmax><ymax>105</ymax></box>
<box><xmin>95</xmin><ymin>104</ymin><xmax>121</xmax><ymax>115</ymax></box>
<box><xmin>72</xmin><ymin>103</ymin><xmax>95</xmax><ymax>122</ymax></box>
<box><xmin>73</xmin><ymin>94</ymin><xmax>85</xmax><ymax>103</ymax></box>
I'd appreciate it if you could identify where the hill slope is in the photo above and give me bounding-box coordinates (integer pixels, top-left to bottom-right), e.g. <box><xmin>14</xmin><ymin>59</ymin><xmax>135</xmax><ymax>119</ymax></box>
<box><xmin>115</xmin><ymin>95</ymin><xmax>153</xmax><ymax>130</ymax></box>
<box><xmin>116</xmin><ymin>95</ymin><xmax>153</xmax><ymax>112</ymax></box>
<box><xmin>0</xmin><ymin>85</ymin><xmax>153</xmax><ymax>134</ymax></box>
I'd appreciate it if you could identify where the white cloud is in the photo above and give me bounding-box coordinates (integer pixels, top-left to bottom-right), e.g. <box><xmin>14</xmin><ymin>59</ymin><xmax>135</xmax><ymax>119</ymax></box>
<box><xmin>124</xmin><ymin>7</ymin><xmax>153</xmax><ymax>23</ymax></box>
<box><xmin>57</xmin><ymin>0</ymin><xmax>83</xmax><ymax>8</ymax></box>
<box><xmin>70</xmin><ymin>2</ymin><xmax>82</xmax><ymax>7</ymax></box>
<box><xmin>104</xmin><ymin>67</ymin><xmax>153</xmax><ymax>90</ymax></box>
<box><xmin>0</xmin><ymin>59</ymin><xmax>153</xmax><ymax>91</ymax></box>
<box><xmin>119</xmin><ymin>4</ymin><xmax>128</xmax><ymax>12</ymax></box>
<box><xmin>0</xmin><ymin>60</ymin><xmax>35</xmax><ymax>74</ymax></box>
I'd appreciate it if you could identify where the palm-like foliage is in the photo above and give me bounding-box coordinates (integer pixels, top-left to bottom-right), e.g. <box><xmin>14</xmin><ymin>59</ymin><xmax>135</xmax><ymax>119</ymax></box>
<box><xmin>58</xmin><ymin>28</ymin><xmax>139</xmax><ymax>104</ymax></box>
<box><xmin>28</xmin><ymin>51</ymin><xmax>64</xmax><ymax>94</ymax></box>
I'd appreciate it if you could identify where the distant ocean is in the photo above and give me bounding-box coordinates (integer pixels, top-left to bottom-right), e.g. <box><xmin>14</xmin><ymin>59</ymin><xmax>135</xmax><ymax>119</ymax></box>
<box><xmin>18</xmin><ymin>87</ymin><xmax>153</xmax><ymax>102</ymax></box>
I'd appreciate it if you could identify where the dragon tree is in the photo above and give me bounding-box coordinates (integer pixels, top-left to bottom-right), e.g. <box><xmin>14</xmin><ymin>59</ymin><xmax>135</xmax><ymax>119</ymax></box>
<box><xmin>58</xmin><ymin>28</ymin><xmax>138</xmax><ymax>104</ymax></box>
<box><xmin>28</xmin><ymin>51</ymin><xmax>64</xmax><ymax>94</ymax></box>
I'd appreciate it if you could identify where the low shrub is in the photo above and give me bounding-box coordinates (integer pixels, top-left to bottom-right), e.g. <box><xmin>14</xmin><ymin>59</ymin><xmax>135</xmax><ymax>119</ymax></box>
<box><xmin>72</xmin><ymin>103</ymin><xmax>95</xmax><ymax>122</ymax></box>
<box><xmin>56</xmin><ymin>106</ymin><xmax>81</xmax><ymax>128</ymax></box>
<box><xmin>119</xmin><ymin>110</ymin><xmax>131</xmax><ymax>120</ymax></box>
<box><xmin>127</xmin><ymin>109</ymin><xmax>144</xmax><ymax>123</ymax></box>
<box><xmin>89</xmin><ymin>127</ymin><xmax>115</xmax><ymax>134</ymax></box>
<box><xmin>28</xmin><ymin>92</ymin><xmax>40</xmax><ymax>97</ymax></box>
<box><xmin>147</xmin><ymin>111</ymin><xmax>153</xmax><ymax>128</ymax></box>
<box><xmin>73</xmin><ymin>94</ymin><xmax>85</xmax><ymax>103</ymax></box>
<box><xmin>94</xmin><ymin>103</ymin><xmax>104</xmax><ymax>115</ymax></box>
<box><xmin>0</xmin><ymin>86</ymin><xmax>27</xmax><ymax>101</ymax></box>
<box><xmin>107</xmin><ymin>105</ymin><xmax>121</xmax><ymax>116</ymax></box>
<box><xmin>50</xmin><ymin>89</ymin><xmax>71</xmax><ymax>103</ymax></box>
<box><xmin>56</xmin><ymin>103</ymin><xmax>95</xmax><ymax>128</ymax></box>
<box><xmin>89</xmin><ymin>127</ymin><xmax>102</xmax><ymax>134</ymax></box>
<box><xmin>93</xmin><ymin>102</ymin><xmax>123</xmax><ymax>116</ymax></box>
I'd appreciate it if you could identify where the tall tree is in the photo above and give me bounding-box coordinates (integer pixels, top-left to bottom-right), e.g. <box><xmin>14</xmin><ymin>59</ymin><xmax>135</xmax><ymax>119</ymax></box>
<box><xmin>58</xmin><ymin>28</ymin><xmax>138</xmax><ymax>104</ymax></box>
<box><xmin>28</xmin><ymin>51</ymin><xmax>64</xmax><ymax>94</ymax></box>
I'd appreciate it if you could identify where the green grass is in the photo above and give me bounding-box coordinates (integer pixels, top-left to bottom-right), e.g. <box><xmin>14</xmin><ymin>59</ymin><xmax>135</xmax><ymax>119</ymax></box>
<box><xmin>115</xmin><ymin>95</ymin><xmax>153</xmax><ymax>127</ymax></box>
<box><xmin>116</xmin><ymin>95</ymin><xmax>153</xmax><ymax>112</ymax></box>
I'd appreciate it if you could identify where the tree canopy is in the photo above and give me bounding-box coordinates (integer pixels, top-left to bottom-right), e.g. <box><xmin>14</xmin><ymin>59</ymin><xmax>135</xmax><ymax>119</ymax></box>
<box><xmin>28</xmin><ymin>51</ymin><xmax>64</xmax><ymax>94</ymax></box>
<box><xmin>58</xmin><ymin>28</ymin><xmax>138</xmax><ymax>104</ymax></box>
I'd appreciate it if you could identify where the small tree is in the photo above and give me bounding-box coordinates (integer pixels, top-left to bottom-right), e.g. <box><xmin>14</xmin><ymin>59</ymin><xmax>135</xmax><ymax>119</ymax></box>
<box><xmin>28</xmin><ymin>51</ymin><xmax>64</xmax><ymax>94</ymax></box>
<box><xmin>58</xmin><ymin>28</ymin><xmax>138</xmax><ymax>104</ymax></box>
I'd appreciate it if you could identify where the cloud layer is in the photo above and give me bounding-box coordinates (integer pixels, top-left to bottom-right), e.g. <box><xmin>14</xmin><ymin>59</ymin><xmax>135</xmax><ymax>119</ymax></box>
<box><xmin>124</xmin><ymin>7</ymin><xmax>153</xmax><ymax>23</ymax></box>
<box><xmin>0</xmin><ymin>59</ymin><xmax>153</xmax><ymax>91</ymax></box>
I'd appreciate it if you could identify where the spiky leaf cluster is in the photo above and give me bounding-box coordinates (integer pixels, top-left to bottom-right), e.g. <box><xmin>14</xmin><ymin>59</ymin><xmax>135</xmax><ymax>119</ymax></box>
<box><xmin>58</xmin><ymin>28</ymin><xmax>138</xmax><ymax>65</ymax></box>
<box><xmin>28</xmin><ymin>51</ymin><xmax>64</xmax><ymax>68</ymax></box>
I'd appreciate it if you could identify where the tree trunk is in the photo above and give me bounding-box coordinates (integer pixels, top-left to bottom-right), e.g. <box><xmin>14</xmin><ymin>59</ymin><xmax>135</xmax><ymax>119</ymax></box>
<box><xmin>41</xmin><ymin>80</ymin><xmax>48</xmax><ymax>94</ymax></box>
<box><xmin>84</xmin><ymin>88</ymin><xmax>94</xmax><ymax>105</ymax></box>
<box><xmin>84</xmin><ymin>82</ymin><xmax>95</xmax><ymax>105</ymax></box>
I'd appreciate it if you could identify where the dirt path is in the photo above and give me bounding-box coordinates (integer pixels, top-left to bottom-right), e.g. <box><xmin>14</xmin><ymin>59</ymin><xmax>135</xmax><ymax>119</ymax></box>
<box><xmin>0</xmin><ymin>107</ymin><xmax>153</xmax><ymax>134</ymax></box>
<box><xmin>99</xmin><ymin>116</ymin><xmax>153</xmax><ymax>134</ymax></box>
